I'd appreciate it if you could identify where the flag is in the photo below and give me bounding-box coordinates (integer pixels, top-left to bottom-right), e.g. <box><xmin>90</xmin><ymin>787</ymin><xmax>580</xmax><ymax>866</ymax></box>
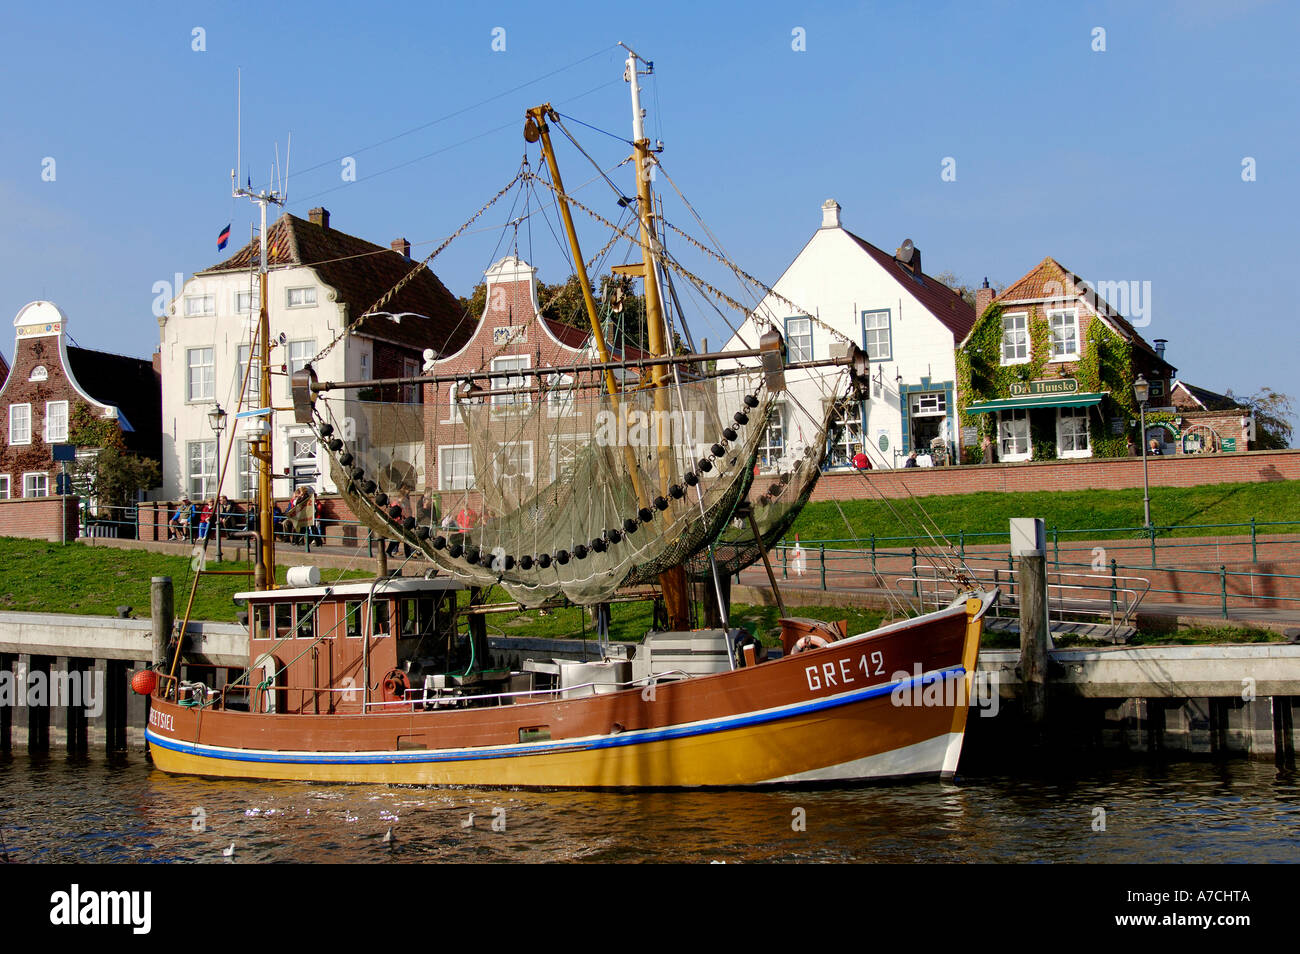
<box><xmin>217</xmin><ymin>223</ymin><xmax>231</xmax><ymax>251</ymax></box>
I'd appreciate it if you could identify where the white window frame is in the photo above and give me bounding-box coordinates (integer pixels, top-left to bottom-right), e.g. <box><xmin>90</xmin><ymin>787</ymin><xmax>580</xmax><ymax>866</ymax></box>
<box><xmin>184</xmin><ymin>294</ymin><xmax>215</xmax><ymax>317</ymax></box>
<box><xmin>235</xmin><ymin>290</ymin><xmax>255</xmax><ymax>314</ymax></box>
<box><xmin>786</xmin><ymin>317</ymin><xmax>813</xmax><ymax>363</ymax></box>
<box><xmin>758</xmin><ymin>404</ymin><xmax>786</xmax><ymax>471</ymax></box>
<box><xmin>44</xmin><ymin>400</ymin><xmax>69</xmax><ymax>443</ymax></box>
<box><xmin>1047</xmin><ymin>308</ymin><xmax>1079</xmax><ymax>361</ymax></box>
<box><xmin>909</xmin><ymin>392</ymin><xmax>947</xmax><ymax>417</ymax></box>
<box><xmin>998</xmin><ymin>408</ymin><xmax>1031</xmax><ymax>462</ymax></box>
<box><xmin>236</xmin><ymin>344</ymin><xmax>261</xmax><ymax>408</ymax></box>
<box><xmin>490</xmin><ymin>440</ymin><xmax>534</xmax><ymax>488</ymax></box>
<box><xmin>0</xmin><ymin>475</ymin><xmax>10</xmax><ymax>499</ymax></box>
<box><xmin>1056</xmin><ymin>406</ymin><xmax>1091</xmax><ymax>458</ymax></box>
<box><xmin>286</xmin><ymin>286</ymin><xmax>318</xmax><ymax>308</ymax></box>
<box><xmin>187</xmin><ymin>347</ymin><xmax>215</xmax><ymax>403</ymax></box>
<box><xmin>9</xmin><ymin>404</ymin><xmax>31</xmax><ymax>445</ymax></box>
<box><xmin>826</xmin><ymin>401</ymin><xmax>865</xmax><ymax>468</ymax></box>
<box><xmin>550</xmin><ymin>434</ymin><xmax>588</xmax><ymax>482</ymax></box>
<box><xmin>862</xmin><ymin>310</ymin><xmax>892</xmax><ymax>362</ymax></box>
<box><xmin>490</xmin><ymin>355</ymin><xmax>530</xmax><ymax>409</ymax></box>
<box><xmin>187</xmin><ymin>440</ymin><xmax>217</xmax><ymax>498</ymax></box>
<box><xmin>402</xmin><ymin>357</ymin><xmax>421</xmax><ymax>405</ymax></box>
<box><xmin>22</xmin><ymin>472</ymin><xmax>49</xmax><ymax>498</ymax></box>
<box><xmin>236</xmin><ymin>441</ymin><xmax>257</xmax><ymax>499</ymax></box>
<box><xmin>439</xmin><ymin>445</ymin><xmax>475</xmax><ymax>491</ymax></box>
<box><xmin>285</xmin><ymin>339</ymin><xmax>316</xmax><ymax>400</ymax></box>
<box><xmin>1000</xmin><ymin>312</ymin><xmax>1029</xmax><ymax>365</ymax></box>
<box><xmin>546</xmin><ymin>373</ymin><xmax>576</xmax><ymax>418</ymax></box>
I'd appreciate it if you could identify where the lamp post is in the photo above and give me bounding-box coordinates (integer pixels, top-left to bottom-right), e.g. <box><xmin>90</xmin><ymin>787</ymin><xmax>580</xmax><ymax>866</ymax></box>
<box><xmin>1133</xmin><ymin>375</ymin><xmax>1151</xmax><ymax>530</ymax></box>
<box><xmin>208</xmin><ymin>403</ymin><xmax>227</xmax><ymax>562</ymax></box>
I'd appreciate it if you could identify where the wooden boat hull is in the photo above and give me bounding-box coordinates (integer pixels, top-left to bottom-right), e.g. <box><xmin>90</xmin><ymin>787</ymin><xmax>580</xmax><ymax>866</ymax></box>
<box><xmin>146</xmin><ymin>600</ymin><xmax>985</xmax><ymax>789</ymax></box>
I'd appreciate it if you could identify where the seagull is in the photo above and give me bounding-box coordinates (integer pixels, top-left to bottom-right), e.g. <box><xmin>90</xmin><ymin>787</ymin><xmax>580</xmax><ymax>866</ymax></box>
<box><xmin>462</xmin><ymin>813</ymin><xmax>475</xmax><ymax>829</ymax></box>
<box><xmin>222</xmin><ymin>843</ymin><xmax>235</xmax><ymax>858</ymax></box>
<box><xmin>381</xmin><ymin>828</ymin><xmax>393</xmax><ymax>845</ymax></box>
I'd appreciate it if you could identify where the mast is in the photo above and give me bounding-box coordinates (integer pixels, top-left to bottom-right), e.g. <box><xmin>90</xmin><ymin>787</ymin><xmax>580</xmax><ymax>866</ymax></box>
<box><xmin>623</xmin><ymin>45</ymin><xmax>691</xmax><ymax>630</ymax></box>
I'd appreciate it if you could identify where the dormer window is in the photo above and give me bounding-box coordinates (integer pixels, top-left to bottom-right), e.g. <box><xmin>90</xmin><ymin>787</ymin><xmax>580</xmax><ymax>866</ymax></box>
<box><xmin>286</xmin><ymin>286</ymin><xmax>317</xmax><ymax>308</ymax></box>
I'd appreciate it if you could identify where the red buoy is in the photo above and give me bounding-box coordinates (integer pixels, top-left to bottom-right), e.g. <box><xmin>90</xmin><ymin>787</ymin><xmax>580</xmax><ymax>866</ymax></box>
<box><xmin>131</xmin><ymin>669</ymin><xmax>157</xmax><ymax>695</ymax></box>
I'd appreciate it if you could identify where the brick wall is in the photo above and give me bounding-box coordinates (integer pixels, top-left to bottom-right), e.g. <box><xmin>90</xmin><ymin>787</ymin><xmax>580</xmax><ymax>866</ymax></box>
<box><xmin>0</xmin><ymin>495</ymin><xmax>81</xmax><ymax>542</ymax></box>
<box><xmin>808</xmin><ymin>448</ymin><xmax>1300</xmax><ymax>501</ymax></box>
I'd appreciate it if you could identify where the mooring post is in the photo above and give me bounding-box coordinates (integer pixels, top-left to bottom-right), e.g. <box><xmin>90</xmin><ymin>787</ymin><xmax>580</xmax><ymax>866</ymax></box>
<box><xmin>150</xmin><ymin>577</ymin><xmax>174</xmax><ymax>672</ymax></box>
<box><xmin>1010</xmin><ymin>518</ymin><xmax>1048</xmax><ymax>729</ymax></box>
<box><xmin>0</xmin><ymin>653</ymin><xmax>13</xmax><ymax>753</ymax></box>
<box><xmin>66</xmin><ymin>656</ymin><xmax>92</xmax><ymax>755</ymax></box>
<box><xmin>27</xmin><ymin>654</ymin><xmax>54</xmax><ymax>754</ymax></box>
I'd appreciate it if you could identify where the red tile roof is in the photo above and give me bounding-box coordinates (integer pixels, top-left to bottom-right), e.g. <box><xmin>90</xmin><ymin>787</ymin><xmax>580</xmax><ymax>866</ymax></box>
<box><xmin>843</xmin><ymin>231</ymin><xmax>976</xmax><ymax>342</ymax></box>
<box><xmin>198</xmin><ymin>213</ymin><xmax>473</xmax><ymax>357</ymax></box>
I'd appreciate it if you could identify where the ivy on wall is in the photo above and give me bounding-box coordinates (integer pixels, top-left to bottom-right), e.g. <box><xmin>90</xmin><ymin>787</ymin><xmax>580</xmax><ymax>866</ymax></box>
<box><xmin>957</xmin><ymin>302</ymin><xmax>1139</xmax><ymax>458</ymax></box>
<box><xmin>69</xmin><ymin>404</ymin><xmax>126</xmax><ymax>451</ymax></box>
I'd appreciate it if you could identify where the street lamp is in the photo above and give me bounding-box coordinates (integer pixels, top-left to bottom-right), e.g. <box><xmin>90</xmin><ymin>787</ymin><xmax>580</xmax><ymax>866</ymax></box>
<box><xmin>1133</xmin><ymin>375</ymin><xmax>1152</xmax><ymax>530</ymax></box>
<box><xmin>208</xmin><ymin>403</ymin><xmax>227</xmax><ymax>562</ymax></box>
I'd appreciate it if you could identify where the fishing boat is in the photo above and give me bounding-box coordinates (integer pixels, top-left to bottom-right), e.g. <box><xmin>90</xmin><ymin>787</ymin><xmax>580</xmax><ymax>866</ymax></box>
<box><xmin>145</xmin><ymin>45</ymin><xmax>993</xmax><ymax>788</ymax></box>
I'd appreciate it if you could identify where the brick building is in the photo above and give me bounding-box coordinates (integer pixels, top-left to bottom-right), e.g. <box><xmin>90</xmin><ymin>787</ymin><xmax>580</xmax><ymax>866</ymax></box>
<box><xmin>1168</xmin><ymin>381</ymin><xmax>1255</xmax><ymax>454</ymax></box>
<box><xmin>959</xmin><ymin>257</ymin><xmax>1176</xmax><ymax>462</ymax></box>
<box><xmin>0</xmin><ymin>300</ymin><xmax>160</xmax><ymax>501</ymax></box>
<box><xmin>160</xmin><ymin>207</ymin><xmax>469</xmax><ymax>500</ymax></box>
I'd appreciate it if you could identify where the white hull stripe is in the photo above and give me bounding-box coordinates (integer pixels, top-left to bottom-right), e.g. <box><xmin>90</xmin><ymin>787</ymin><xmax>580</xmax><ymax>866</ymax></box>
<box><xmin>146</xmin><ymin>665</ymin><xmax>968</xmax><ymax>766</ymax></box>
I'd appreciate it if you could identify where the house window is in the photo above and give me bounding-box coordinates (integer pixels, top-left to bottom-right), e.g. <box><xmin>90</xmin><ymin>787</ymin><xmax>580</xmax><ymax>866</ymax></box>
<box><xmin>998</xmin><ymin>409</ymin><xmax>1030</xmax><ymax>461</ymax></box>
<box><xmin>1048</xmin><ymin>309</ymin><xmax>1079</xmax><ymax>360</ymax></box>
<box><xmin>184</xmin><ymin>294</ymin><xmax>215</xmax><ymax>317</ymax></box>
<box><xmin>1057</xmin><ymin>406</ymin><xmax>1091</xmax><ymax>458</ymax></box>
<box><xmin>1001</xmin><ymin>312</ymin><xmax>1029</xmax><ymax>364</ymax></box>
<box><xmin>236</xmin><ymin>441</ymin><xmax>257</xmax><ymax>498</ymax></box>
<box><xmin>546</xmin><ymin>373</ymin><xmax>575</xmax><ymax>417</ymax></box>
<box><xmin>862</xmin><ymin>310</ymin><xmax>892</xmax><ymax>362</ymax></box>
<box><xmin>490</xmin><ymin>356</ymin><xmax>529</xmax><ymax>408</ymax></box>
<box><xmin>187</xmin><ymin>348</ymin><xmax>215</xmax><ymax>402</ymax></box>
<box><xmin>286</xmin><ymin>286</ymin><xmax>317</xmax><ymax>308</ymax></box>
<box><xmin>0</xmin><ymin>475</ymin><xmax>10</xmax><ymax>499</ymax></box>
<box><xmin>550</xmin><ymin>435</ymin><xmax>587</xmax><ymax>482</ymax></box>
<box><xmin>9</xmin><ymin>404</ymin><xmax>31</xmax><ymax>445</ymax></box>
<box><xmin>402</xmin><ymin>357</ymin><xmax>421</xmax><ymax>404</ymax></box>
<box><xmin>758</xmin><ymin>405</ymin><xmax>786</xmax><ymax>471</ymax></box>
<box><xmin>187</xmin><ymin>440</ymin><xmax>217</xmax><ymax>498</ymax></box>
<box><xmin>285</xmin><ymin>340</ymin><xmax>316</xmax><ymax>399</ymax></box>
<box><xmin>909</xmin><ymin>392</ymin><xmax>947</xmax><ymax>417</ymax></box>
<box><xmin>236</xmin><ymin>290</ymin><xmax>254</xmax><ymax>314</ymax></box>
<box><xmin>439</xmin><ymin>445</ymin><xmax>475</xmax><ymax>491</ymax></box>
<box><xmin>237</xmin><ymin>345</ymin><xmax>261</xmax><ymax>408</ymax></box>
<box><xmin>23</xmin><ymin>472</ymin><xmax>49</xmax><ymax>498</ymax></box>
<box><xmin>1149</xmin><ymin>379</ymin><xmax>1165</xmax><ymax>398</ymax></box>
<box><xmin>45</xmin><ymin>401</ymin><xmax>69</xmax><ymax>443</ymax></box>
<box><xmin>786</xmin><ymin>317</ymin><xmax>813</xmax><ymax>363</ymax></box>
<box><xmin>826</xmin><ymin>401</ymin><xmax>865</xmax><ymax>467</ymax></box>
<box><xmin>489</xmin><ymin>441</ymin><xmax>533</xmax><ymax>487</ymax></box>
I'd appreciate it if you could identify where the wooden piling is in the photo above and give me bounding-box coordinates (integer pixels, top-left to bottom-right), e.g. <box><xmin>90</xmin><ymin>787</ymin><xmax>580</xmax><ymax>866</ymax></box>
<box><xmin>27</xmin><ymin>655</ymin><xmax>53</xmax><ymax>753</ymax></box>
<box><xmin>106</xmin><ymin>659</ymin><xmax>128</xmax><ymax>753</ymax></box>
<box><xmin>150</xmin><ymin>577</ymin><xmax>174</xmax><ymax>670</ymax></box>
<box><xmin>0</xmin><ymin>653</ymin><xmax>13</xmax><ymax>753</ymax></box>
<box><xmin>1017</xmin><ymin>551</ymin><xmax>1048</xmax><ymax>727</ymax></box>
<box><xmin>65</xmin><ymin>656</ymin><xmax>92</xmax><ymax>755</ymax></box>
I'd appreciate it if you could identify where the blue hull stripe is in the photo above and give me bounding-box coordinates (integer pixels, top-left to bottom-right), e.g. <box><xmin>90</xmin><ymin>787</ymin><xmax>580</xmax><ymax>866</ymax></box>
<box><xmin>146</xmin><ymin>666</ymin><xmax>967</xmax><ymax>767</ymax></box>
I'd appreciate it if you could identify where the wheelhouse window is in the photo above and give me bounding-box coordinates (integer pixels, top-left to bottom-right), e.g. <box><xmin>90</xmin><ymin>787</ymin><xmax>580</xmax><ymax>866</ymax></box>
<box><xmin>274</xmin><ymin>603</ymin><xmax>293</xmax><ymax>639</ymax></box>
<box><xmin>862</xmin><ymin>310</ymin><xmax>892</xmax><ymax>362</ymax></box>
<box><xmin>1048</xmin><ymin>309</ymin><xmax>1079</xmax><ymax>360</ymax></box>
<box><xmin>1001</xmin><ymin>312</ymin><xmax>1029</xmax><ymax>365</ymax></box>
<box><xmin>998</xmin><ymin>408</ymin><xmax>1030</xmax><ymax>461</ymax></box>
<box><xmin>252</xmin><ymin>604</ymin><xmax>270</xmax><ymax>640</ymax></box>
<box><xmin>371</xmin><ymin>600</ymin><xmax>391</xmax><ymax>638</ymax></box>
<box><xmin>345</xmin><ymin>602</ymin><xmax>364</xmax><ymax>638</ymax></box>
<box><xmin>295</xmin><ymin>603</ymin><xmax>315</xmax><ymax>639</ymax></box>
<box><xmin>785</xmin><ymin>317</ymin><xmax>812</xmax><ymax>363</ymax></box>
<box><xmin>1057</xmin><ymin>406</ymin><xmax>1091</xmax><ymax>458</ymax></box>
<box><xmin>9</xmin><ymin>404</ymin><xmax>31</xmax><ymax>445</ymax></box>
<box><xmin>187</xmin><ymin>348</ymin><xmax>215</xmax><ymax>402</ymax></box>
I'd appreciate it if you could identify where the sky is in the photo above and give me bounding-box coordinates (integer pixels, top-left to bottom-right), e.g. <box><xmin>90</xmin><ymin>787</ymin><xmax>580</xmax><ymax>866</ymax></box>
<box><xmin>1</xmin><ymin>0</ymin><xmax>1296</xmax><ymax>408</ymax></box>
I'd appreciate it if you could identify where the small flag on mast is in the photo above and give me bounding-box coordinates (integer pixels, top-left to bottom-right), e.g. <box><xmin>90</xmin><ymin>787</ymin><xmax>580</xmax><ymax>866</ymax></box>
<box><xmin>217</xmin><ymin>223</ymin><xmax>232</xmax><ymax>251</ymax></box>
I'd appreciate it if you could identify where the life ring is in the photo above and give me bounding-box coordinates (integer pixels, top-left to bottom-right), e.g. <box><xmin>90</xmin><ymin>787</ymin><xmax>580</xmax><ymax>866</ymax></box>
<box><xmin>381</xmin><ymin>669</ymin><xmax>410</xmax><ymax>703</ymax></box>
<box><xmin>791</xmin><ymin>634</ymin><xmax>831</xmax><ymax>654</ymax></box>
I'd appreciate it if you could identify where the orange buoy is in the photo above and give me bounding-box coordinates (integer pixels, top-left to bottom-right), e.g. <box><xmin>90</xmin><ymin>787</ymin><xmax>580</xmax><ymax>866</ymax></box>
<box><xmin>131</xmin><ymin>669</ymin><xmax>157</xmax><ymax>695</ymax></box>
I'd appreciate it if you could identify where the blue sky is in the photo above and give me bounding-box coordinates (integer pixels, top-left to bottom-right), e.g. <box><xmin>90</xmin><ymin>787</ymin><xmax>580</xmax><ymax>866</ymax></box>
<box><xmin>1</xmin><ymin>1</ymin><xmax>1295</xmax><ymax>406</ymax></box>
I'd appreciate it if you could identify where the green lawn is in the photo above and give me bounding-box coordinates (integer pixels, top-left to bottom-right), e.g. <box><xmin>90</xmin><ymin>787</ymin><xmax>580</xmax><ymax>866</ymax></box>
<box><xmin>788</xmin><ymin>480</ymin><xmax>1300</xmax><ymax>546</ymax></box>
<box><xmin>0</xmin><ymin>539</ymin><xmax>368</xmax><ymax>623</ymax></box>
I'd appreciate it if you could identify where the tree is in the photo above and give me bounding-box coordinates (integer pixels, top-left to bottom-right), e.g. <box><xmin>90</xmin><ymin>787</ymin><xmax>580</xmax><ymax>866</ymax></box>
<box><xmin>932</xmin><ymin>271</ymin><xmax>1005</xmax><ymax>308</ymax></box>
<box><xmin>1227</xmin><ymin>387</ymin><xmax>1295</xmax><ymax>449</ymax></box>
<box><xmin>72</xmin><ymin>447</ymin><xmax>161</xmax><ymax>513</ymax></box>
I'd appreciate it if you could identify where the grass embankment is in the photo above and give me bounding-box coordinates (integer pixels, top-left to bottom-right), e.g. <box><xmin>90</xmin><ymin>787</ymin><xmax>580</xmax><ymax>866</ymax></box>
<box><xmin>0</xmin><ymin>539</ymin><xmax>368</xmax><ymax>623</ymax></box>
<box><xmin>789</xmin><ymin>480</ymin><xmax>1300</xmax><ymax>545</ymax></box>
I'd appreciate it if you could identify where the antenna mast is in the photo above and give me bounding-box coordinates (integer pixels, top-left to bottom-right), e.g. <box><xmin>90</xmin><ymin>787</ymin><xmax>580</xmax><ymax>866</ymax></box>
<box><xmin>231</xmin><ymin>76</ymin><xmax>287</xmax><ymax>590</ymax></box>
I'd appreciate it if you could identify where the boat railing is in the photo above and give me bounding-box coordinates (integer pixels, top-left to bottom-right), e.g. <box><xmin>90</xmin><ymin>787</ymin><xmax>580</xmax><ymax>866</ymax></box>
<box><xmin>361</xmin><ymin>669</ymin><xmax>696</xmax><ymax>712</ymax></box>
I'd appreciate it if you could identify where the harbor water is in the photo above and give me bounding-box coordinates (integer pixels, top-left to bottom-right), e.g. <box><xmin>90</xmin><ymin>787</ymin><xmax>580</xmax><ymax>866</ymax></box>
<box><xmin>1</xmin><ymin>752</ymin><xmax>1296</xmax><ymax>863</ymax></box>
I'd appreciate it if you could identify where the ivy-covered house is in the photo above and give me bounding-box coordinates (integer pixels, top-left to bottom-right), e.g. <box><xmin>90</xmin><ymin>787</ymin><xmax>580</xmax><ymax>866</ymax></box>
<box><xmin>956</xmin><ymin>258</ymin><xmax>1175</xmax><ymax>462</ymax></box>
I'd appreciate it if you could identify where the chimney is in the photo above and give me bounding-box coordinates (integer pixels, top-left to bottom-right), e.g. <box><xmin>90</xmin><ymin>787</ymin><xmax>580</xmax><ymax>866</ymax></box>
<box><xmin>309</xmin><ymin>207</ymin><xmax>330</xmax><ymax>230</ymax></box>
<box><xmin>820</xmin><ymin>199</ymin><xmax>842</xmax><ymax>229</ymax></box>
<box><xmin>975</xmin><ymin>277</ymin><xmax>995</xmax><ymax>316</ymax></box>
<box><xmin>1153</xmin><ymin>338</ymin><xmax>1167</xmax><ymax>360</ymax></box>
<box><xmin>391</xmin><ymin>237</ymin><xmax>411</xmax><ymax>259</ymax></box>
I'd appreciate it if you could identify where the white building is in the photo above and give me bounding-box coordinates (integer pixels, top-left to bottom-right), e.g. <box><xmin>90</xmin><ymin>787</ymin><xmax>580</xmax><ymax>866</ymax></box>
<box><xmin>720</xmin><ymin>200</ymin><xmax>975</xmax><ymax>470</ymax></box>
<box><xmin>158</xmin><ymin>208</ymin><xmax>469</xmax><ymax>501</ymax></box>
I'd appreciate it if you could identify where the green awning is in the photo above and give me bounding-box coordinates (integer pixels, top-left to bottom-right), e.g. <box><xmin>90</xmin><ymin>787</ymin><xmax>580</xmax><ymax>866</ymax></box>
<box><xmin>966</xmin><ymin>392</ymin><xmax>1107</xmax><ymax>414</ymax></box>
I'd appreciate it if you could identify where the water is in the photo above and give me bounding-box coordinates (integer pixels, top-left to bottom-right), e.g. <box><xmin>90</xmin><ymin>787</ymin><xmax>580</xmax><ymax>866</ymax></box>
<box><xmin>2</xmin><ymin>753</ymin><xmax>1296</xmax><ymax>863</ymax></box>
